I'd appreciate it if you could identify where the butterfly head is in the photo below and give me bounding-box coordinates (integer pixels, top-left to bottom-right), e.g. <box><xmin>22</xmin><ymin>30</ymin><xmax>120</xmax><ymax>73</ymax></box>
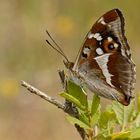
<box><xmin>63</xmin><ymin>60</ymin><xmax>74</xmax><ymax>70</ymax></box>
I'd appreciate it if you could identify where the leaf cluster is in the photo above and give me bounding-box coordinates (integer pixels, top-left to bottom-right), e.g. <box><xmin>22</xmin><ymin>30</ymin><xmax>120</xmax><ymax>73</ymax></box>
<box><xmin>60</xmin><ymin>80</ymin><xmax>140</xmax><ymax>140</ymax></box>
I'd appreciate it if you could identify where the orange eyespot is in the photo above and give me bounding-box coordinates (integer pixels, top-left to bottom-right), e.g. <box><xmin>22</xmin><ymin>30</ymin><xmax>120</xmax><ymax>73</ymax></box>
<box><xmin>103</xmin><ymin>37</ymin><xmax>118</xmax><ymax>53</ymax></box>
<box><xmin>108</xmin><ymin>43</ymin><xmax>115</xmax><ymax>50</ymax></box>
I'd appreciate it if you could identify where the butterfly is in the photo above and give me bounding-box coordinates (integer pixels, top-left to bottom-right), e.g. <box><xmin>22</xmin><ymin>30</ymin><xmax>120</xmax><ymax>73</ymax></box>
<box><xmin>46</xmin><ymin>9</ymin><xmax>136</xmax><ymax>106</ymax></box>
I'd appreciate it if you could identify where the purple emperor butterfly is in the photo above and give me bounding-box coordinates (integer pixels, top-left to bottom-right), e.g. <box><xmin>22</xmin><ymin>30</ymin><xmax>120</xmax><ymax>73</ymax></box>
<box><xmin>46</xmin><ymin>9</ymin><xmax>136</xmax><ymax>106</ymax></box>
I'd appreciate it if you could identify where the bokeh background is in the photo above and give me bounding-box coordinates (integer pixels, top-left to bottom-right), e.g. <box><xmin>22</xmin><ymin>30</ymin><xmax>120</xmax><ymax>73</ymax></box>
<box><xmin>0</xmin><ymin>0</ymin><xmax>140</xmax><ymax>140</ymax></box>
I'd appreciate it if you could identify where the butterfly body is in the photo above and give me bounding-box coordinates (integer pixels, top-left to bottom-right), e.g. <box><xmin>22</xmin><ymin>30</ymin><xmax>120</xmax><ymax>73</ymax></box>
<box><xmin>65</xmin><ymin>9</ymin><xmax>136</xmax><ymax>106</ymax></box>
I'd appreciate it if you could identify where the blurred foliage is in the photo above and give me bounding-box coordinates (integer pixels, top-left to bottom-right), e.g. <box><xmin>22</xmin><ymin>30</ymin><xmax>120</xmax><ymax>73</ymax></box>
<box><xmin>0</xmin><ymin>78</ymin><xmax>19</xmax><ymax>98</ymax></box>
<box><xmin>0</xmin><ymin>0</ymin><xmax>140</xmax><ymax>140</ymax></box>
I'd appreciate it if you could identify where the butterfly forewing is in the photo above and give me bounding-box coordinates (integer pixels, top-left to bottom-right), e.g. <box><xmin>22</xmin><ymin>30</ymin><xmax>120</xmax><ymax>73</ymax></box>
<box><xmin>71</xmin><ymin>9</ymin><xmax>136</xmax><ymax>105</ymax></box>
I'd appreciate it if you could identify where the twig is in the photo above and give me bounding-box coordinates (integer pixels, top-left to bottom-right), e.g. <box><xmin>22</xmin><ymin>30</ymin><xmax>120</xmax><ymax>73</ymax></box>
<box><xmin>21</xmin><ymin>80</ymin><xmax>64</xmax><ymax>110</ymax></box>
<box><xmin>21</xmin><ymin>70</ymin><xmax>88</xmax><ymax>140</ymax></box>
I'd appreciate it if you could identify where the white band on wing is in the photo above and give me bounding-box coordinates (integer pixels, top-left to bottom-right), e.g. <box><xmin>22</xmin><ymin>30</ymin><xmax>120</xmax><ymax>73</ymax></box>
<box><xmin>94</xmin><ymin>53</ymin><xmax>114</xmax><ymax>87</ymax></box>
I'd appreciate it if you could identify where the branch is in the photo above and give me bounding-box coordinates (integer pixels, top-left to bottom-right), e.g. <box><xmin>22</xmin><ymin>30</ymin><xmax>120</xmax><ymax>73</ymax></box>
<box><xmin>21</xmin><ymin>80</ymin><xmax>64</xmax><ymax>110</ymax></box>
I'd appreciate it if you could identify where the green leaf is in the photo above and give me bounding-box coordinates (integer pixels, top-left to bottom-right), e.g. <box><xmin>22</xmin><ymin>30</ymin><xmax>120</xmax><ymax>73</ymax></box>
<box><xmin>60</xmin><ymin>92</ymin><xmax>85</xmax><ymax>110</ymax></box>
<box><xmin>85</xmin><ymin>95</ymin><xmax>101</xmax><ymax>126</ymax></box>
<box><xmin>67</xmin><ymin>80</ymin><xmax>88</xmax><ymax>108</ymax></box>
<box><xmin>110</xmin><ymin>131</ymin><xmax>131</xmax><ymax>140</ymax></box>
<box><xmin>99</xmin><ymin>111</ymin><xmax>116</xmax><ymax>136</ymax></box>
<box><xmin>66</xmin><ymin>115</ymin><xmax>90</xmax><ymax>129</ymax></box>
<box><xmin>96</xmin><ymin>134</ymin><xmax>111</xmax><ymax>140</ymax></box>
<box><xmin>138</xmin><ymin>93</ymin><xmax>140</xmax><ymax>112</ymax></box>
<box><xmin>91</xmin><ymin>107</ymin><xmax>101</xmax><ymax>126</ymax></box>
<box><xmin>91</xmin><ymin>94</ymin><xmax>100</xmax><ymax>116</ymax></box>
<box><xmin>130</xmin><ymin>128</ymin><xmax>140</xmax><ymax>139</ymax></box>
<box><xmin>133</xmin><ymin>112</ymin><xmax>140</xmax><ymax>129</ymax></box>
<box><xmin>78</xmin><ymin>109</ymin><xmax>89</xmax><ymax>126</ymax></box>
<box><xmin>111</xmin><ymin>101</ymin><xmax>134</xmax><ymax>131</ymax></box>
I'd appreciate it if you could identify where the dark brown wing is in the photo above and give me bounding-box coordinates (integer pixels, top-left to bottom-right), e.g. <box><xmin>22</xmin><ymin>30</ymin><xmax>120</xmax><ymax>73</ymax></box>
<box><xmin>72</xmin><ymin>9</ymin><xmax>136</xmax><ymax>105</ymax></box>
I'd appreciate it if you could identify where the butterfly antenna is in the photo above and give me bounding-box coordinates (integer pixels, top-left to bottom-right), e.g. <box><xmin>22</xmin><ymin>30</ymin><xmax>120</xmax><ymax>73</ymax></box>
<box><xmin>46</xmin><ymin>30</ymin><xmax>69</xmax><ymax>62</ymax></box>
<box><xmin>46</xmin><ymin>39</ymin><xmax>69</xmax><ymax>62</ymax></box>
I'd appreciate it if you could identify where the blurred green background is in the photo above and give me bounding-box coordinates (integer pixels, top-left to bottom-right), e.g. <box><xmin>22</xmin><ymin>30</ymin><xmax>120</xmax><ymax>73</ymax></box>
<box><xmin>0</xmin><ymin>0</ymin><xmax>140</xmax><ymax>140</ymax></box>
